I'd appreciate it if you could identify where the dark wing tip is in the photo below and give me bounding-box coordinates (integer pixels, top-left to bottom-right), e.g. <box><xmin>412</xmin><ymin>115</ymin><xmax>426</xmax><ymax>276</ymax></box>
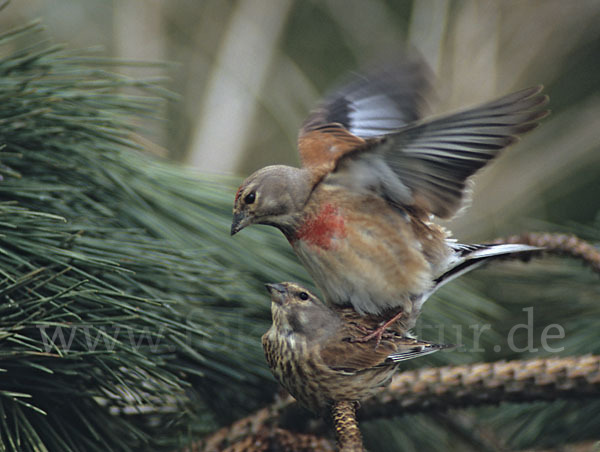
<box><xmin>528</xmin><ymin>84</ymin><xmax>544</xmax><ymax>96</ymax></box>
<box><xmin>533</xmin><ymin>108</ymin><xmax>551</xmax><ymax>121</ymax></box>
<box><xmin>376</xmin><ymin>83</ymin><xmax>549</xmax><ymax>219</ymax></box>
<box><xmin>299</xmin><ymin>51</ymin><xmax>432</xmax><ymax>139</ymax></box>
<box><xmin>516</xmin><ymin>85</ymin><xmax>545</xmax><ymax>100</ymax></box>
<box><xmin>512</xmin><ymin>122</ymin><xmax>539</xmax><ymax>136</ymax></box>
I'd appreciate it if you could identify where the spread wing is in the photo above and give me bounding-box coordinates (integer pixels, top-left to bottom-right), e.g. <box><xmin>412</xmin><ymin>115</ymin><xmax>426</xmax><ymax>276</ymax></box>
<box><xmin>330</xmin><ymin>86</ymin><xmax>549</xmax><ymax>218</ymax></box>
<box><xmin>298</xmin><ymin>54</ymin><xmax>431</xmax><ymax>169</ymax></box>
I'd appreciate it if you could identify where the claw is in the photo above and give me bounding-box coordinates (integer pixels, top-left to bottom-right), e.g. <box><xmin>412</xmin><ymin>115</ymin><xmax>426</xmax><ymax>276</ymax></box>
<box><xmin>351</xmin><ymin>326</ymin><xmax>386</xmax><ymax>348</ymax></box>
<box><xmin>350</xmin><ymin>308</ymin><xmax>406</xmax><ymax>348</ymax></box>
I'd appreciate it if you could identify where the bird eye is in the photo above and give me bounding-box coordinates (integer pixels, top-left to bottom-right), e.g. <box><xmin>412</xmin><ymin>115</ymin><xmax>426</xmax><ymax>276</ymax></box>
<box><xmin>244</xmin><ymin>192</ymin><xmax>256</xmax><ymax>204</ymax></box>
<box><xmin>298</xmin><ymin>291</ymin><xmax>309</xmax><ymax>301</ymax></box>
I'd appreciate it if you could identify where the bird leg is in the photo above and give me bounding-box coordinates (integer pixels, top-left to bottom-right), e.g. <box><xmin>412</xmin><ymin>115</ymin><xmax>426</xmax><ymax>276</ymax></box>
<box><xmin>350</xmin><ymin>308</ymin><xmax>405</xmax><ymax>347</ymax></box>
<box><xmin>348</xmin><ymin>321</ymin><xmax>372</xmax><ymax>335</ymax></box>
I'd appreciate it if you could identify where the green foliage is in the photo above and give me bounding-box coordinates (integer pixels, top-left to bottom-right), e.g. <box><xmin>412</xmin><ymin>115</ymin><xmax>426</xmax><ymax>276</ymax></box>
<box><xmin>0</xmin><ymin>14</ymin><xmax>599</xmax><ymax>452</ymax></box>
<box><xmin>0</xmin><ymin>21</ymin><xmax>308</xmax><ymax>451</ymax></box>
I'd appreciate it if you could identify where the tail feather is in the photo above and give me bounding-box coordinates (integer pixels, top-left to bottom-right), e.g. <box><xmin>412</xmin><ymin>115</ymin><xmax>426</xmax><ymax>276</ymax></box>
<box><xmin>386</xmin><ymin>341</ymin><xmax>454</xmax><ymax>363</ymax></box>
<box><xmin>416</xmin><ymin>243</ymin><xmax>542</xmax><ymax>309</ymax></box>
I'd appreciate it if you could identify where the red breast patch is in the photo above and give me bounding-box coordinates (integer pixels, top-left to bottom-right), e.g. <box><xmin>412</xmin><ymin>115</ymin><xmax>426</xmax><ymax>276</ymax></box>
<box><xmin>295</xmin><ymin>204</ymin><xmax>346</xmax><ymax>249</ymax></box>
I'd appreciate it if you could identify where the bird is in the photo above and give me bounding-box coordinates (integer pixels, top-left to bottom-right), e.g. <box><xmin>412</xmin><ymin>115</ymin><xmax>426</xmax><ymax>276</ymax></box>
<box><xmin>232</xmin><ymin>54</ymin><xmax>548</xmax><ymax>340</ymax></box>
<box><xmin>262</xmin><ymin>281</ymin><xmax>449</xmax><ymax>413</ymax></box>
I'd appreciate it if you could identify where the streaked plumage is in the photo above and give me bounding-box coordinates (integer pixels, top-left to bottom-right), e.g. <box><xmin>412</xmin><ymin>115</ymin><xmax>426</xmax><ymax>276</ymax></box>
<box><xmin>232</xmin><ymin>53</ymin><xmax>548</xmax><ymax>332</ymax></box>
<box><xmin>262</xmin><ymin>282</ymin><xmax>449</xmax><ymax>413</ymax></box>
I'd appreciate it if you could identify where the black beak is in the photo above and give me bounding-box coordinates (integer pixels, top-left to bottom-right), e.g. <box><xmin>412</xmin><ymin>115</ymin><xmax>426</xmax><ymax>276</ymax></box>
<box><xmin>265</xmin><ymin>283</ymin><xmax>286</xmax><ymax>294</ymax></box>
<box><xmin>230</xmin><ymin>212</ymin><xmax>246</xmax><ymax>236</ymax></box>
<box><xmin>265</xmin><ymin>283</ymin><xmax>287</xmax><ymax>304</ymax></box>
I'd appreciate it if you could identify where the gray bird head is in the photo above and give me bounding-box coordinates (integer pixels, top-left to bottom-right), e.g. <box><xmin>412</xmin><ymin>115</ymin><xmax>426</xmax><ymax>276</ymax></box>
<box><xmin>231</xmin><ymin>165</ymin><xmax>312</xmax><ymax>236</ymax></box>
<box><xmin>265</xmin><ymin>282</ymin><xmax>340</xmax><ymax>338</ymax></box>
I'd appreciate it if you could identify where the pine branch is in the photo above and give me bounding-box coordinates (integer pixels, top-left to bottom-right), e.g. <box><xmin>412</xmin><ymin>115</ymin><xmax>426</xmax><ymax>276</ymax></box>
<box><xmin>1</xmin><ymin>12</ymin><xmax>597</xmax><ymax>452</ymax></box>
<box><xmin>332</xmin><ymin>401</ymin><xmax>364</xmax><ymax>452</ymax></box>
<box><xmin>494</xmin><ymin>232</ymin><xmax>600</xmax><ymax>275</ymax></box>
<box><xmin>183</xmin><ymin>401</ymin><xmax>335</xmax><ymax>452</ymax></box>
<box><xmin>361</xmin><ymin>355</ymin><xmax>600</xmax><ymax>418</ymax></box>
<box><xmin>0</xmin><ymin>19</ymin><xmax>283</xmax><ymax>451</ymax></box>
<box><xmin>190</xmin><ymin>355</ymin><xmax>600</xmax><ymax>451</ymax></box>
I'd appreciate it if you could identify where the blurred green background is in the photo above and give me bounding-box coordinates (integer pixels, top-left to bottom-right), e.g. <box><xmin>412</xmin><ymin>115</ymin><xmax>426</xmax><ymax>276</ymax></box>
<box><xmin>1</xmin><ymin>1</ymin><xmax>599</xmax><ymax>451</ymax></box>
<box><xmin>4</xmin><ymin>0</ymin><xmax>599</xmax><ymax>239</ymax></box>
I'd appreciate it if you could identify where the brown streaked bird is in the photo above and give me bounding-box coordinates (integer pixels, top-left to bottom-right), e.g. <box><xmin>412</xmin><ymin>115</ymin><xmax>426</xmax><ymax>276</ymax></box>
<box><xmin>262</xmin><ymin>282</ymin><xmax>450</xmax><ymax>413</ymax></box>
<box><xmin>233</xmin><ymin>54</ymin><xmax>548</xmax><ymax>340</ymax></box>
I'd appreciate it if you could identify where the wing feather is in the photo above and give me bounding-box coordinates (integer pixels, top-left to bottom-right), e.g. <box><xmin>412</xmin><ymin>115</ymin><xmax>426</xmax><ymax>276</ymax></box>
<box><xmin>331</xmin><ymin>86</ymin><xmax>549</xmax><ymax>218</ymax></box>
<box><xmin>298</xmin><ymin>54</ymin><xmax>431</xmax><ymax>168</ymax></box>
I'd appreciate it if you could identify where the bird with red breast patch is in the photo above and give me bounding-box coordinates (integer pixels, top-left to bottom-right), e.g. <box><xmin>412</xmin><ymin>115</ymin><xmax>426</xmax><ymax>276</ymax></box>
<box><xmin>232</xmin><ymin>52</ymin><xmax>548</xmax><ymax>342</ymax></box>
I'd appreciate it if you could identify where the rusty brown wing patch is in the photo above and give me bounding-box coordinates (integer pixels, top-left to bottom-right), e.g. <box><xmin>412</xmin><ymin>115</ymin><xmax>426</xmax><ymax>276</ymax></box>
<box><xmin>298</xmin><ymin>124</ymin><xmax>366</xmax><ymax>170</ymax></box>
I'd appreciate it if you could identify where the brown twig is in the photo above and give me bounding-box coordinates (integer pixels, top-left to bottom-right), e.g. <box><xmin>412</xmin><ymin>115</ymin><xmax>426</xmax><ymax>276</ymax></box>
<box><xmin>183</xmin><ymin>399</ymin><xmax>335</xmax><ymax>452</ymax></box>
<box><xmin>332</xmin><ymin>401</ymin><xmax>364</xmax><ymax>452</ymax></box>
<box><xmin>188</xmin><ymin>355</ymin><xmax>600</xmax><ymax>451</ymax></box>
<box><xmin>494</xmin><ymin>232</ymin><xmax>600</xmax><ymax>275</ymax></box>
<box><xmin>362</xmin><ymin>355</ymin><xmax>600</xmax><ymax>419</ymax></box>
